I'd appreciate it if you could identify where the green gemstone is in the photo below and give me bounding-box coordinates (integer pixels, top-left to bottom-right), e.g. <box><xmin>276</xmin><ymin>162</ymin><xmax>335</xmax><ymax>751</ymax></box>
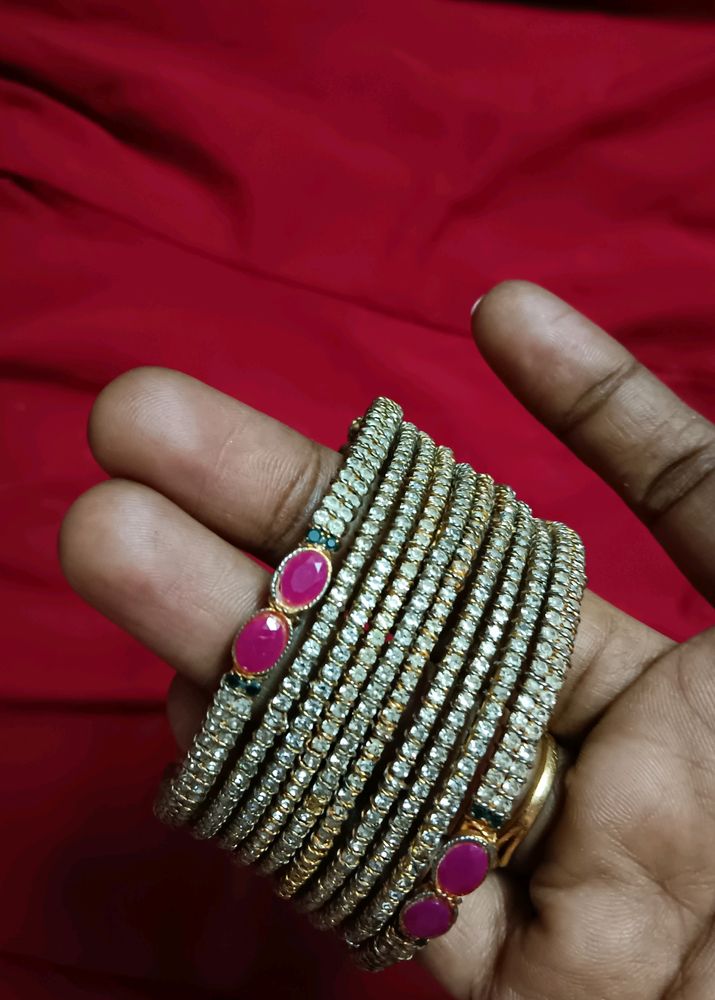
<box><xmin>226</xmin><ymin>672</ymin><xmax>262</xmax><ymax>697</ymax></box>
<box><xmin>470</xmin><ymin>802</ymin><xmax>502</xmax><ymax>830</ymax></box>
<box><xmin>306</xmin><ymin>528</ymin><xmax>323</xmax><ymax>544</ymax></box>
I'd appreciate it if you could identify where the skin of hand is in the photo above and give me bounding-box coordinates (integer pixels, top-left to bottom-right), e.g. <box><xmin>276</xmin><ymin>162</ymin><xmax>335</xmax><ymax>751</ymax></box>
<box><xmin>59</xmin><ymin>281</ymin><xmax>715</xmax><ymax>1000</ymax></box>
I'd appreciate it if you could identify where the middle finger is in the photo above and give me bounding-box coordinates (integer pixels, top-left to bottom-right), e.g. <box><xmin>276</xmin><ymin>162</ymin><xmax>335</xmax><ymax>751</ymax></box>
<box><xmin>59</xmin><ymin>477</ymin><xmax>268</xmax><ymax>688</ymax></box>
<box><xmin>88</xmin><ymin>366</ymin><xmax>341</xmax><ymax>567</ymax></box>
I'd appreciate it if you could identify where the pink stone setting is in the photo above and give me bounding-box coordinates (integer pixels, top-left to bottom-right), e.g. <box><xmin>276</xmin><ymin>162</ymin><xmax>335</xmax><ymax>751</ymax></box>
<box><xmin>434</xmin><ymin>837</ymin><xmax>491</xmax><ymax>897</ymax></box>
<box><xmin>232</xmin><ymin>609</ymin><xmax>290</xmax><ymax>676</ymax></box>
<box><xmin>273</xmin><ymin>546</ymin><xmax>331</xmax><ymax>613</ymax></box>
<box><xmin>399</xmin><ymin>892</ymin><xmax>456</xmax><ymax>940</ymax></box>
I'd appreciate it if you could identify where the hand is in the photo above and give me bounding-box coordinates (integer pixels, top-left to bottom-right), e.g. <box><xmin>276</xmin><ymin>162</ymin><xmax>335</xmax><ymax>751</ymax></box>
<box><xmin>59</xmin><ymin>282</ymin><xmax>715</xmax><ymax>999</ymax></box>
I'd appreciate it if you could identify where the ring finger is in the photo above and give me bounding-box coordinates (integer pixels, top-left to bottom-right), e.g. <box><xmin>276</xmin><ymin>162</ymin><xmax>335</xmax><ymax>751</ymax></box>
<box><xmin>59</xmin><ymin>477</ymin><xmax>268</xmax><ymax>688</ymax></box>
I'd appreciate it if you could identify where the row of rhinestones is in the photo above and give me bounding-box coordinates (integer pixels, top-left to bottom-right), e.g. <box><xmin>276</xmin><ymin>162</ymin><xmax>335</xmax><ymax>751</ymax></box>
<box><xmin>354</xmin><ymin>523</ymin><xmax>585</xmax><ymax>970</ymax></box>
<box><xmin>342</xmin><ymin>519</ymin><xmax>554</xmax><ymax>946</ymax></box>
<box><xmin>261</xmin><ymin>465</ymin><xmax>486</xmax><ymax>878</ymax></box>
<box><xmin>153</xmin><ymin>674</ymin><xmax>254</xmax><ymax>825</ymax></box>
<box><xmin>232</xmin><ymin>444</ymin><xmax>456</xmax><ymax>863</ymax></box>
<box><xmin>280</xmin><ymin>475</ymin><xmax>501</xmax><ymax>903</ymax></box>
<box><xmin>302</xmin><ymin>487</ymin><xmax>523</xmax><ymax>919</ymax></box>
<box><xmin>471</xmin><ymin>523</ymin><xmax>585</xmax><ymax>821</ymax></box>
<box><xmin>213</xmin><ymin>431</ymin><xmax>437</xmax><ymax>849</ymax></box>
<box><xmin>308</xmin><ymin>397</ymin><xmax>404</xmax><ymax>542</ymax></box>
<box><xmin>316</xmin><ymin>501</ymin><xmax>537</xmax><ymax>932</ymax></box>
<box><xmin>157</xmin><ymin>397</ymin><xmax>403</xmax><ymax>830</ymax></box>
<box><xmin>192</xmin><ymin>418</ymin><xmax>421</xmax><ymax>842</ymax></box>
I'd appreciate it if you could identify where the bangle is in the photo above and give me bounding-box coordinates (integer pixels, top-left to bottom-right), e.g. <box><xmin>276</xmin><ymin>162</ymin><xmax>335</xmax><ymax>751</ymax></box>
<box><xmin>470</xmin><ymin>522</ymin><xmax>585</xmax><ymax>829</ymax></box>
<box><xmin>299</xmin><ymin>485</ymin><xmax>519</xmax><ymax>914</ymax></box>
<box><xmin>153</xmin><ymin>398</ymin><xmax>588</xmax><ymax>975</ymax></box>
<box><xmin>260</xmin><ymin>465</ymin><xmax>490</xmax><ymax>878</ymax></box>
<box><xmin>496</xmin><ymin>731</ymin><xmax>561</xmax><ymax>867</ymax></box>
<box><xmin>319</xmin><ymin>503</ymin><xmax>539</xmax><ymax>934</ymax></box>
<box><xmin>192</xmin><ymin>418</ymin><xmax>422</xmax><ymax>841</ymax></box>
<box><xmin>212</xmin><ymin>429</ymin><xmax>440</xmax><ymax>848</ymax></box>
<box><xmin>352</xmin><ymin>732</ymin><xmax>560</xmax><ymax>972</ymax></box>
<box><xmin>232</xmin><ymin>445</ymin><xmax>458</xmax><ymax>863</ymax></box>
<box><xmin>154</xmin><ymin>396</ymin><xmax>402</xmax><ymax>827</ymax></box>
<box><xmin>349</xmin><ymin>523</ymin><xmax>585</xmax><ymax>969</ymax></box>
<box><xmin>278</xmin><ymin>473</ymin><xmax>498</xmax><ymax>900</ymax></box>
<box><xmin>342</xmin><ymin>519</ymin><xmax>554</xmax><ymax>946</ymax></box>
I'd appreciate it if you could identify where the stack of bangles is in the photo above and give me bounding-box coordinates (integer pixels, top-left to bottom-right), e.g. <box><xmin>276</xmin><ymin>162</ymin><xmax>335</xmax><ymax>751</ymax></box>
<box><xmin>154</xmin><ymin>397</ymin><xmax>586</xmax><ymax>972</ymax></box>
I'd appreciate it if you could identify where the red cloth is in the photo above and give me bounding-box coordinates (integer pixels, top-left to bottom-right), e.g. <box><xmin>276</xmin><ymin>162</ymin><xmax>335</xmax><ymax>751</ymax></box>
<box><xmin>1</xmin><ymin>2</ymin><xmax>714</xmax><ymax>997</ymax></box>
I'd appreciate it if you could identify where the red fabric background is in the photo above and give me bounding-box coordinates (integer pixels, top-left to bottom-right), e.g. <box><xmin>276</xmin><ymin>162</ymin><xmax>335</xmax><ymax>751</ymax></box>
<box><xmin>1</xmin><ymin>2</ymin><xmax>714</xmax><ymax>997</ymax></box>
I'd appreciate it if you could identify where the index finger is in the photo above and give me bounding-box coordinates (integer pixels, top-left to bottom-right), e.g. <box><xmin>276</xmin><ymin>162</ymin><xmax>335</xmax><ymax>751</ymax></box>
<box><xmin>472</xmin><ymin>282</ymin><xmax>715</xmax><ymax>604</ymax></box>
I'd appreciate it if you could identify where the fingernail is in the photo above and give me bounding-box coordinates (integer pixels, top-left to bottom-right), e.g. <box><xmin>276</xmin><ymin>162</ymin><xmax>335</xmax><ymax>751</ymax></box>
<box><xmin>470</xmin><ymin>296</ymin><xmax>484</xmax><ymax>319</ymax></box>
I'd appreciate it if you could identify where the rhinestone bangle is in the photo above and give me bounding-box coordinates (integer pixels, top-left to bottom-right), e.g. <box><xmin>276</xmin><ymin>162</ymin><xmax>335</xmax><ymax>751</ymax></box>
<box><xmin>212</xmin><ymin>431</ymin><xmax>439</xmax><ymax>848</ymax></box>
<box><xmin>233</xmin><ymin>446</ymin><xmax>458</xmax><ymax>863</ymax></box>
<box><xmin>192</xmin><ymin>419</ymin><xmax>422</xmax><ymax>841</ymax></box>
<box><xmin>279</xmin><ymin>474</ymin><xmax>498</xmax><ymax>901</ymax></box>
<box><xmin>316</xmin><ymin>501</ymin><xmax>537</xmax><ymax>931</ymax></box>
<box><xmin>261</xmin><ymin>465</ymin><xmax>489</xmax><ymax>880</ymax></box>
<box><xmin>299</xmin><ymin>485</ymin><xmax>519</xmax><ymax>914</ymax></box>
<box><xmin>154</xmin><ymin>396</ymin><xmax>402</xmax><ymax>827</ymax></box>
<box><xmin>153</xmin><ymin>398</ymin><xmax>588</xmax><ymax>977</ymax></box>
<box><xmin>342</xmin><ymin>519</ymin><xmax>554</xmax><ymax>946</ymax></box>
<box><xmin>350</xmin><ymin>522</ymin><xmax>585</xmax><ymax>969</ymax></box>
<box><xmin>471</xmin><ymin>522</ymin><xmax>585</xmax><ymax>828</ymax></box>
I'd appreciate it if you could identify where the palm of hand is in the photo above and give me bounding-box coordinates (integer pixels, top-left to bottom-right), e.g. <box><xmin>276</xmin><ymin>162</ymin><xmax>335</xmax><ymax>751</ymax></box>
<box><xmin>60</xmin><ymin>283</ymin><xmax>715</xmax><ymax>999</ymax></box>
<box><xmin>437</xmin><ymin>618</ymin><xmax>715</xmax><ymax>999</ymax></box>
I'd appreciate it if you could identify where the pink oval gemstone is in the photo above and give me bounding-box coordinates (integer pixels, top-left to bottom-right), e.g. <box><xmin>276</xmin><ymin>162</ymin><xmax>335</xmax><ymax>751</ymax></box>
<box><xmin>233</xmin><ymin>610</ymin><xmax>289</xmax><ymax>675</ymax></box>
<box><xmin>400</xmin><ymin>894</ymin><xmax>455</xmax><ymax>940</ymax></box>
<box><xmin>276</xmin><ymin>547</ymin><xmax>330</xmax><ymax>611</ymax></box>
<box><xmin>435</xmin><ymin>839</ymin><xmax>490</xmax><ymax>896</ymax></box>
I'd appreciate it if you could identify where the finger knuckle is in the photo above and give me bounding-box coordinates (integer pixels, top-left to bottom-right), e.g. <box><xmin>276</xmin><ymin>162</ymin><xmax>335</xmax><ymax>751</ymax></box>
<box><xmin>558</xmin><ymin>355</ymin><xmax>641</xmax><ymax>436</ymax></box>
<box><xmin>637</xmin><ymin>434</ymin><xmax>715</xmax><ymax>522</ymax></box>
